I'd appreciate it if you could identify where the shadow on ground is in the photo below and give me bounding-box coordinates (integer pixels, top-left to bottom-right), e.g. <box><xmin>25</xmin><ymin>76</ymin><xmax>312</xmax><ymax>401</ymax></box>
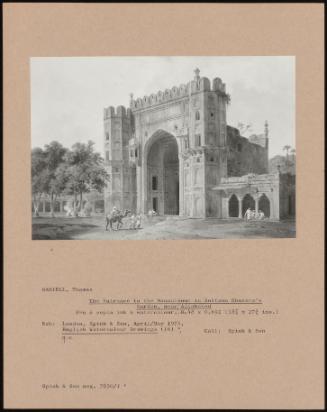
<box><xmin>32</xmin><ymin>214</ymin><xmax>296</xmax><ymax>240</ymax></box>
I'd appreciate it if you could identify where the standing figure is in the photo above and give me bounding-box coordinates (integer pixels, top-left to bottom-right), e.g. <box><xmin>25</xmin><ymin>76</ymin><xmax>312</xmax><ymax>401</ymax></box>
<box><xmin>244</xmin><ymin>208</ymin><xmax>252</xmax><ymax>221</ymax></box>
<box><xmin>135</xmin><ymin>214</ymin><xmax>142</xmax><ymax>229</ymax></box>
<box><xmin>129</xmin><ymin>214</ymin><xmax>136</xmax><ymax>230</ymax></box>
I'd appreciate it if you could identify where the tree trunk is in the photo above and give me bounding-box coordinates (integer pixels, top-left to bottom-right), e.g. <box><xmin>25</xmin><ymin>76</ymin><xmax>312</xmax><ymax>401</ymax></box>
<box><xmin>79</xmin><ymin>191</ymin><xmax>83</xmax><ymax>212</ymax></box>
<box><xmin>50</xmin><ymin>193</ymin><xmax>55</xmax><ymax>218</ymax></box>
<box><xmin>33</xmin><ymin>200</ymin><xmax>40</xmax><ymax>217</ymax></box>
<box><xmin>73</xmin><ymin>192</ymin><xmax>79</xmax><ymax>217</ymax></box>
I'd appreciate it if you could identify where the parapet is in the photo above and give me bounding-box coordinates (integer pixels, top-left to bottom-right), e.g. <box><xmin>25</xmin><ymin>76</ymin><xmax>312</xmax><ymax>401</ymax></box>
<box><xmin>103</xmin><ymin>105</ymin><xmax>131</xmax><ymax>119</ymax></box>
<box><xmin>212</xmin><ymin>77</ymin><xmax>226</xmax><ymax>93</ymax></box>
<box><xmin>189</xmin><ymin>77</ymin><xmax>211</xmax><ymax>93</ymax></box>
<box><xmin>130</xmin><ymin>69</ymin><xmax>227</xmax><ymax>110</ymax></box>
<box><xmin>130</xmin><ymin>76</ymin><xmax>222</xmax><ymax>110</ymax></box>
<box><xmin>130</xmin><ymin>83</ymin><xmax>190</xmax><ymax>110</ymax></box>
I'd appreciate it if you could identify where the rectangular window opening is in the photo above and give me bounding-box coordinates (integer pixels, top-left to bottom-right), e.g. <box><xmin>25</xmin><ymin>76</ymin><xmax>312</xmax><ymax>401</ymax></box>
<box><xmin>152</xmin><ymin>176</ymin><xmax>158</xmax><ymax>191</ymax></box>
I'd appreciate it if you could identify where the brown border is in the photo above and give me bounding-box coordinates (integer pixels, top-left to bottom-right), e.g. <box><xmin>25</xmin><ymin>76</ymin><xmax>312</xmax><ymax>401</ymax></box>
<box><xmin>3</xmin><ymin>3</ymin><xmax>325</xmax><ymax>409</ymax></box>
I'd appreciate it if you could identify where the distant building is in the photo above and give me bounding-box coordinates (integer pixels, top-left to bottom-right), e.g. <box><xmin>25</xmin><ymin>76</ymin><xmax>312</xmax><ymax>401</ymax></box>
<box><xmin>103</xmin><ymin>69</ymin><xmax>295</xmax><ymax>220</ymax></box>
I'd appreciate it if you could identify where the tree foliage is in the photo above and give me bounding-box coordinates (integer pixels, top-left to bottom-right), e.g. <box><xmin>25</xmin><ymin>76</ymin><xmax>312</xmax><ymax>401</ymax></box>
<box><xmin>31</xmin><ymin>140</ymin><xmax>109</xmax><ymax>217</ymax></box>
<box><xmin>237</xmin><ymin>122</ymin><xmax>252</xmax><ymax>135</ymax></box>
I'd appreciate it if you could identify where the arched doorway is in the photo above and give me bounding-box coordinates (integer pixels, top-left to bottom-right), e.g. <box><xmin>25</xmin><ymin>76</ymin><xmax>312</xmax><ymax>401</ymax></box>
<box><xmin>228</xmin><ymin>194</ymin><xmax>239</xmax><ymax>217</ymax></box>
<box><xmin>259</xmin><ymin>194</ymin><xmax>270</xmax><ymax>218</ymax></box>
<box><xmin>242</xmin><ymin>194</ymin><xmax>255</xmax><ymax>216</ymax></box>
<box><xmin>146</xmin><ymin>131</ymin><xmax>179</xmax><ymax>215</ymax></box>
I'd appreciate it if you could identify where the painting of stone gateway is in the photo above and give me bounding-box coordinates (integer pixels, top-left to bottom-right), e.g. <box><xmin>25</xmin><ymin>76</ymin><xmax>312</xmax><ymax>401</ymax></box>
<box><xmin>31</xmin><ymin>57</ymin><xmax>295</xmax><ymax>240</ymax></box>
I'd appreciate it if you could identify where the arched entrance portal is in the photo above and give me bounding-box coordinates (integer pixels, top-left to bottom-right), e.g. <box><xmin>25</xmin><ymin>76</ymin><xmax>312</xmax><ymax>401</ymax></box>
<box><xmin>228</xmin><ymin>194</ymin><xmax>239</xmax><ymax>217</ymax></box>
<box><xmin>259</xmin><ymin>194</ymin><xmax>270</xmax><ymax>218</ymax></box>
<box><xmin>242</xmin><ymin>194</ymin><xmax>255</xmax><ymax>216</ymax></box>
<box><xmin>146</xmin><ymin>131</ymin><xmax>179</xmax><ymax>215</ymax></box>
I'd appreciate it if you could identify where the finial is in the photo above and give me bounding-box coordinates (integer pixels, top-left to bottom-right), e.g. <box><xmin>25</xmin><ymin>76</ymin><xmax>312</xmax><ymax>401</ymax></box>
<box><xmin>129</xmin><ymin>93</ymin><xmax>134</xmax><ymax>101</ymax></box>
<box><xmin>194</xmin><ymin>68</ymin><xmax>200</xmax><ymax>80</ymax></box>
<box><xmin>264</xmin><ymin>120</ymin><xmax>269</xmax><ymax>137</ymax></box>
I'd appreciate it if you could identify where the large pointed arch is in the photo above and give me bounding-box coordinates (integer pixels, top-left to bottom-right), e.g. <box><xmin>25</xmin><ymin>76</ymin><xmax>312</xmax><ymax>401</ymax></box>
<box><xmin>143</xmin><ymin>130</ymin><xmax>180</xmax><ymax>215</ymax></box>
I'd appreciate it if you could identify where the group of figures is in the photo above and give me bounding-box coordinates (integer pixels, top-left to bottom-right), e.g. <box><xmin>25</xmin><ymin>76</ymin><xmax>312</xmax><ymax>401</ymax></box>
<box><xmin>244</xmin><ymin>208</ymin><xmax>266</xmax><ymax>221</ymax></box>
<box><xmin>105</xmin><ymin>207</ymin><xmax>141</xmax><ymax>231</ymax></box>
<box><xmin>105</xmin><ymin>208</ymin><xmax>158</xmax><ymax>231</ymax></box>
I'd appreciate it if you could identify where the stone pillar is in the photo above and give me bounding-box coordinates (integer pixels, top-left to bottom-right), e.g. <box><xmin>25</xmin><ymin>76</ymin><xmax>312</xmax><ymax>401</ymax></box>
<box><xmin>222</xmin><ymin>197</ymin><xmax>229</xmax><ymax>219</ymax></box>
<box><xmin>238</xmin><ymin>196</ymin><xmax>242</xmax><ymax>218</ymax></box>
<box><xmin>60</xmin><ymin>201</ymin><xmax>63</xmax><ymax>213</ymax></box>
<box><xmin>42</xmin><ymin>200</ymin><xmax>46</xmax><ymax>213</ymax></box>
<box><xmin>136</xmin><ymin>165</ymin><xmax>143</xmax><ymax>214</ymax></box>
<box><xmin>178</xmin><ymin>154</ymin><xmax>184</xmax><ymax>217</ymax></box>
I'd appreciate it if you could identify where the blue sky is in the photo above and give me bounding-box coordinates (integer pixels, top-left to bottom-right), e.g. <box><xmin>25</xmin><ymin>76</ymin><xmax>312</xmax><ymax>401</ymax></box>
<box><xmin>31</xmin><ymin>56</ymin><xmax>295</xmax><ymax>157</ymax></box>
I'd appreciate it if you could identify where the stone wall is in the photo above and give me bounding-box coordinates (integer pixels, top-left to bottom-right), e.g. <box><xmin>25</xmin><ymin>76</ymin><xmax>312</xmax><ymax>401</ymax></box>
<box><xmin>226</xmin><ymin>126</ymin><xmax>268</xmax><ymax>177</ymax></box>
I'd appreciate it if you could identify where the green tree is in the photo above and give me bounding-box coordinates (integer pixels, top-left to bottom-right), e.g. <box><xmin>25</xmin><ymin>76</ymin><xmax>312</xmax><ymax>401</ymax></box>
<box><xmin>237</xmin><ymin>122</ymin><xmax>252</xmax><ymax>136</ymax></box>
<box><xmin>31</xmin><ymin>147</ymin><xmax>47</xmax><ymax>216</ymax></box>
<box><xmin>43</xmin><ymin>141</ymin><xmax>68</xmax><ymax>217</ymax></box>
<box><xmin>283</xmin><ymin>145</ymin><xmax>292</xmax><ymax>173</ymax></box>
<box><xmin>283</xmin><ymin>145</ymin><xmax>291</xmax><ymax>158</ymax></box>
<box><xmin>64</xmin><ymin>141</ymin><xmax>110</xmax><ymax>216</ymax></box>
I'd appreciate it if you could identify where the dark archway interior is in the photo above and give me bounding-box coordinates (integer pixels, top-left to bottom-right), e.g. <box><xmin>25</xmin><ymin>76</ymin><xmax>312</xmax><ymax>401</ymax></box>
<box><xmin>242</xmin><ymin>194</ymin><xmax>255</xmax><ymax>216</ymax></box>
<box><xmin>259</xmin><ymin>194</ymin><xmax>270</xmax><ymax>217</ymax></box>
<box><xmin>228</xmin><ymin>194</ymin><xmax>239</xmax><ymax>217</ymax></box>
<box><xmin>147</xmin><ymin>133</ymin><xmax>179</xmax><ymax>215</ymax></box>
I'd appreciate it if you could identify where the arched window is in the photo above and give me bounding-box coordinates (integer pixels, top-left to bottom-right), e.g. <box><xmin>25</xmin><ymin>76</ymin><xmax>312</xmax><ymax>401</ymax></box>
<box><xmin>106</xmin><ymin>132</ymin><xmax>110</xmax><ymax>141</ymax></box>
<box><xmin>242</xmin><ymin>194</ymin><xmax>255</xmax><ymax>216</ymax></box>
<box><xmin>195</xmin><ymin>110</ymin><xmax>200</xmax><ymax>121</ymax></box>
<box><xmin>229</xmin><ymin>194</ymin><xmax>239</xmax><ymax>217</ymax></box>
<box><xmin>259</xmin><ymin>194</ymin><xmax>270</xmax><ymax>218</ymax></box>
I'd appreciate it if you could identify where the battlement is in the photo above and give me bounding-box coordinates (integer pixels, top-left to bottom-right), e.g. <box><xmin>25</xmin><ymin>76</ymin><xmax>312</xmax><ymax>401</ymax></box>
<box><xmin>103</xmin><ymin>105</ymin><xmax>132</xmax><ymax>120</ymax></box>
<box><xmin>130</xmin><ymin>74</ymin><xmax>227</xmax><ymax>111</ymax></box>
<box><xmin>248</xmin><ymin>134</ymin><xmax>268</xmax><ymax>149</ymax></box>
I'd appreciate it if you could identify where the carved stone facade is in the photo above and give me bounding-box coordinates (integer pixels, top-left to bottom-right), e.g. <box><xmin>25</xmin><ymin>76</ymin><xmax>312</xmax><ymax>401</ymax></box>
<box><xmin>214</xmin><ymin>172</ymin><xmax>295</xmax><ymax>220</ymax></box>
<box><xmin>103</xmin><ymin>69</ymin><xmax>276</xmax><ymax>218</ymax></box>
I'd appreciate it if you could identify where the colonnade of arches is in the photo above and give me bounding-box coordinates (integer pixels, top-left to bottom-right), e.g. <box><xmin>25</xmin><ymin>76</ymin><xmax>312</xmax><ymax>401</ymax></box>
<box><xmin>228</xmin><ymin>193</ymin><xmax>270</xmax><ymax>218</ymax></box>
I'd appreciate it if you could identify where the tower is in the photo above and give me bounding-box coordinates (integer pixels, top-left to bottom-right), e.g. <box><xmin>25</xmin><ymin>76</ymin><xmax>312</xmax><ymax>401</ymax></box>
<box><xmin>182</xmin><ymin>69</ymin><xmax>228</xmax><ymax>217</ymax></box>
<box><xmin>103</xmin><ymin>69</ymin><xmax>231</xmax><ymax>218</ymax></box>
<box><xmin>264</xmin><ymin>120</ymin><xmax>269</xmax><ymax>171</ymax></box>
<box><xmin>103</xmin><ymin>106</ymin><xmax>136</xmax><ymax>213</ymax></box>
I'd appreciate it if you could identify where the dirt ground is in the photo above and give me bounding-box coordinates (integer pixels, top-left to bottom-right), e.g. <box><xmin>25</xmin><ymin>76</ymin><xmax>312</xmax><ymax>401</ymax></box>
<box><xmin>32</xmin><ymin>214</ymin><xmax>296</xmax><ymax>240</ymax></box>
